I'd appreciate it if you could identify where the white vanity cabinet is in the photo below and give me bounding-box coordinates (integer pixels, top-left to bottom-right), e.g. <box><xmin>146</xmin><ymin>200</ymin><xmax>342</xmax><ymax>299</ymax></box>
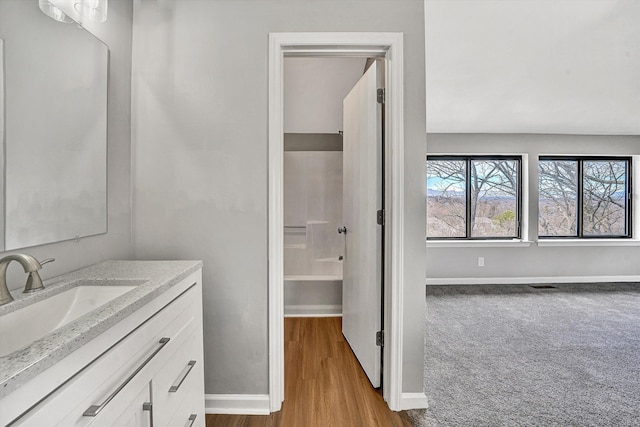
<box><xmin>5</xmin><ymin>267</ymin><xmax>205</xmax><ymax>427</ymax></box>
<box><xmin>89</xmin><ymin>381</ymin><xmax>152</xmax><ymax>427</ymax></box>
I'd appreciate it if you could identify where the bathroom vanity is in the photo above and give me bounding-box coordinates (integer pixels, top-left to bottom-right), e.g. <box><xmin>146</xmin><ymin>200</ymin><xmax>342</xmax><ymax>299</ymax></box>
<box><xmin>0</xmin><ymin>260</ymin><xmax>205</xmax><ymax>427</ymax></box>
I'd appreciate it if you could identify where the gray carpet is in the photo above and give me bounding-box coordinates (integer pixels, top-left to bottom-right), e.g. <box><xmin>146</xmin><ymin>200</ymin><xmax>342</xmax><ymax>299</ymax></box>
<box><xmin>407</xmin><ymin>283</ymin><xmax>640</xmax><ymax>427</ymax></box>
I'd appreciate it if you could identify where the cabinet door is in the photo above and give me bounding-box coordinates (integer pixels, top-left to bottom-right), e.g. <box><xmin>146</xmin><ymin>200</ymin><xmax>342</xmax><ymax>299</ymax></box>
<box><xmin>166</xmin><ymin>393</ymin><xmax>204</xmax><ymax>427</ymax></box>
<box><xmin>152</xmin><ymin>330</ymin><xmax>205</xmax><ymax>426</ymax></box>
<box><xmin>89</xmin><ymin>383</ymin><xmax>151</xmax><ymax>427</ymax></box>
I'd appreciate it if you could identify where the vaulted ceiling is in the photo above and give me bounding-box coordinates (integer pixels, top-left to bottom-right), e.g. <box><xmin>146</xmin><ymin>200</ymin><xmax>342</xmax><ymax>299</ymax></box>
<box><xmin>425</xmin><ymin>0</ymin><xmax>640</xmax><ymax>135</ymax></box>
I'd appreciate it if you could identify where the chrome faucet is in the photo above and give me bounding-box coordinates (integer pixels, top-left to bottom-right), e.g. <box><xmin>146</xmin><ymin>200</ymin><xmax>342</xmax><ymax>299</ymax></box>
<box><xmin>0</xmin><ymin>254</ymin><xmax>55</xmax><ymax>305</ymax></box>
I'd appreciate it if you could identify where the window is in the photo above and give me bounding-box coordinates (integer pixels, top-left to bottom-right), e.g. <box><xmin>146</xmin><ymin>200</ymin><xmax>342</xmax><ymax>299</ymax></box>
<box><xmin>426</xmin><ymin>156</ymin><xmax>522</xmax><ymax>239</ymax></box>
<box><xmin>538</xmin><ymin>157</ymin><xmax>632</xmax><ymax>238</ymax></box>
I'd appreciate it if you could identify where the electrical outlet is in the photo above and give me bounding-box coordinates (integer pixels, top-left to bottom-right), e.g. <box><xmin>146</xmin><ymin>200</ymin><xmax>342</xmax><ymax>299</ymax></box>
<box><xmin>478</xmin><ymin>257</ymin><xmax>485</xmax><ymax>267</ymax></box>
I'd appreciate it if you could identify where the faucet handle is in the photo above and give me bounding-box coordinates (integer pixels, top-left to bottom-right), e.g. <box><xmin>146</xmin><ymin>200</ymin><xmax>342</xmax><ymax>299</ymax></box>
<box><xmin>23</xmin><ymin>258</ymin><xmax>54</xmax><ymax>293</ymax></box>
<box><xmin>24</xmin><ymin>272</ymin><xmax>44</xmax><ymax>293</ymax></box>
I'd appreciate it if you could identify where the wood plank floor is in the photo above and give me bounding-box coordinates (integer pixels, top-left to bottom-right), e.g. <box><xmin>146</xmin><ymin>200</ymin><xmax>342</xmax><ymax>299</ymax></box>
<box><xmin>206</xmin><ymin>317</ymin><xmax>412</xmax><ymax>427</ymax></box>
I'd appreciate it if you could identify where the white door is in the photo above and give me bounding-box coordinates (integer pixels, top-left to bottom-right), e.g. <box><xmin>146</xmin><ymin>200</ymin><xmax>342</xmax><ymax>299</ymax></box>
<box><xmin>341</xmin><ymin>60</ymin><xmax>383</xmax><ymax>388</ymax></box>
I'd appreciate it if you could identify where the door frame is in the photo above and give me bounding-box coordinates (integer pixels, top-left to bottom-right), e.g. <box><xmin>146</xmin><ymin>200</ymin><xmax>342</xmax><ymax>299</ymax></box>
<box><xmin>268</xmin><ymin>32</ymin><xmax>406</xmax><ymax>412</ymax></box>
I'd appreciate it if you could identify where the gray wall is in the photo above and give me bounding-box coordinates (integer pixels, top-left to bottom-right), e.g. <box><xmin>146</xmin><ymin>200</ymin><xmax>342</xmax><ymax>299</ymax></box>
<box><xmin>284</xmin><ymin>133</ymin><xmax>343</xmax><ymax>152</ymax></box>
<box><xmin>0</xmin><ymin>0</ymin><xmax>134</xmax><ymax>290</ymax></box>
<box><xmin>131</xmin><ymin>0</ymin><xmax>426</xmax><ymax>395</ymax></box>
<box><xmin>426</xmin><ymin>133</ymin><xmax>640</xmax><ymax>281</ymax></box>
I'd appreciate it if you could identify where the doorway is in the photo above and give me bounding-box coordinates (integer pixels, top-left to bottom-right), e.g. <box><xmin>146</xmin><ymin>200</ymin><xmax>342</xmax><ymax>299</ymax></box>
<box><xmin>282</xmin><ymin>57</ymin><xmax>364</xmax><ymax>319</ymax></box>
<box><xmin>283</xmin><ymin>55</ymin><xmax>384</xmax><ymax>389</ymax></box>
<box><xmin>268</xmin><ymin>32</ymin><xmax>406</xmax><ymax>412</ymax></box>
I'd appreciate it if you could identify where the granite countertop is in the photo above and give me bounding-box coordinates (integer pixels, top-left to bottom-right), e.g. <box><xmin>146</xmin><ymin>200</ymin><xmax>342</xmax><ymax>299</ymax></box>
<box><xmin>0</xmin><ymin>260</ymin><xmax>203</xmax><ymax>398</ymax></box>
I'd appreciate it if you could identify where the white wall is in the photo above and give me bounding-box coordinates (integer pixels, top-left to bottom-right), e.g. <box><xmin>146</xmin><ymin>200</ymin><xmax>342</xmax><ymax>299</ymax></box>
<box><xmin>425</xmin><ymin>0</ymin><xmax>640</xmax><ymax>134</ymax></box>
<box><xmin>132</xmin><ymin>0</ymin><xmax>426</xmax><ymax>396</ymax></box>
<box><xmin>426</xmin><ymin>134</ymin><xmax>640</xmax><ymax>282</ymax></box>
<box><xmin>284</xmin><ymin>150</ymin><xmax>343</xmax><ymax>278</ymax></box>
<box><xmin>424</xmin><ymin>1</ymin><xmax>640</xmax><ymax>283</ymax></box>
<box><xmin>0</xmin><ymin>0</ymin><xmax>134</xmax><ymax>290</ymax></box>
<box><xmin>284</xmin><ymin>57</ymin><xmax>365</xmax><ymax>134</ymax></box>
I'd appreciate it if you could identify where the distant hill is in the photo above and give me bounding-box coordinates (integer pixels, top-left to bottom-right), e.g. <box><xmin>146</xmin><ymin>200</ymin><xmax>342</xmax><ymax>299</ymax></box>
<box><xmin>427</xmin><ymin>189</ymin><xmax>516</xmax><ymax>201</ymax></box>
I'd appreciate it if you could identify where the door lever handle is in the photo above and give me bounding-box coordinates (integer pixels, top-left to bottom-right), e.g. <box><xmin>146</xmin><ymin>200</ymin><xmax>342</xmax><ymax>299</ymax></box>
<box><xmin>338</xmin><ymin>226</ymin><xmax>347</xmax><ymax>235</ymax></box>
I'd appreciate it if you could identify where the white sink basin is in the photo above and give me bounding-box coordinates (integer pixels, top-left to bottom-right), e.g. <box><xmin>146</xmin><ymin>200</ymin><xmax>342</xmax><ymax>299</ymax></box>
<box><xmin>0</xmin><ymin>282</ymin><xmax>138</xmax><ymax>357</ymax></box>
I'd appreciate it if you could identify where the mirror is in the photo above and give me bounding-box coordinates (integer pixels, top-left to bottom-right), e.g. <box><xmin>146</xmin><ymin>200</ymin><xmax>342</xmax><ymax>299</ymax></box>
<box><xmin>0</xmin><ymin>0</ymin><xmax>108</xmax><ymax>250</ymax></box>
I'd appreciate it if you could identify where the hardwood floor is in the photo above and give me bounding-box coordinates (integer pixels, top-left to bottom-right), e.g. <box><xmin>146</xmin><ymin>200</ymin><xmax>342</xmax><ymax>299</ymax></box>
<box><xmin>206</xmin><ymin>317</ymin><xmax>412</xmax><ymax>427</ymax></box>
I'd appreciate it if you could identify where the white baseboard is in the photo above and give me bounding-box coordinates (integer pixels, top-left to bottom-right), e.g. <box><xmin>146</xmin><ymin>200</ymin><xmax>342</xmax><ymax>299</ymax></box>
<box><xmin>204</xmin><ymin>392</ymin><xmax>428</xmax><ymax>414</ymax></box>
<box><xmin>284</xmin><ymin>304</ymin><xmax>342</xmax><ymax>317</ymax></box>
<box><xmin>426</xmin><ymin>275</ymin><xmax>640</xmax><ymax>285</ymax></box>
<box><xmin>399</xmin><ymin>392</ymin><xmax>429</xmax><ymax>410</ymax></box>
<box><xmin>205</xmin><ymin>394</ymin><xmax>270</xmax><ymax>415</ymax></box>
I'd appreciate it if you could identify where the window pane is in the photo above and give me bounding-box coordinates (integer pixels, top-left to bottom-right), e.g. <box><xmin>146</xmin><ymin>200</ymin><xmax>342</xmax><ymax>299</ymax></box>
<box><xmin>538</xmin><ymin>160</ymin><xmax>578</xmax><ymax>236</ymax></box>
<box><xmin>427</xmin><ymin>160</ymin><xmax>467</xmax><ymax>238</ymax></box>
<box><xmin>583</xmin><ymin>160</ymin><xmax>628</xmax><ymax>236</ymax></box>
<box><xmin>470</xmin><ymin>160</ymin><xmax>519</xmax><ymax>238</ymax></box>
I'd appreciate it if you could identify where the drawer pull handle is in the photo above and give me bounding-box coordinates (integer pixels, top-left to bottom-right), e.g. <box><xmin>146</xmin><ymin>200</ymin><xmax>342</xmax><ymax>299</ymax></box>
<box><xmin>143</xmin><ymin>402</ymin><xmax>154</xmax><ymax>427</ymax></box>
<box><xmin>169</xmin><ymin>360</ymin><xmax>197</xmax><ymax>392</ymax></box>
<box><xmin>83</xmin><ymin>338</ymin><xmax>171</xmax><ymax>417</ymax></box>
<box><xmin>185</xmin><ymin>414</ymin><xmax>197</xmax><ymax>427</ymax></box>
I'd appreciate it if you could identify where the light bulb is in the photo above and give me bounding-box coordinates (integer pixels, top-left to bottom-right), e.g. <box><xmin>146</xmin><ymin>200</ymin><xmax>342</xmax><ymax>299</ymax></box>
<box><xmin>39</xmin><ymin>0</ymin><xmax>74</xmax><ymax>23</ymax></box>
<box><xmin>74</xmin><ymin>0</ymin><xmax>108</xmax><ymax>23</ymax></box>
<box><xmin>51</xmin><ymin>7</ymin><xmax>65</xmax><ymax>21</ymax></box>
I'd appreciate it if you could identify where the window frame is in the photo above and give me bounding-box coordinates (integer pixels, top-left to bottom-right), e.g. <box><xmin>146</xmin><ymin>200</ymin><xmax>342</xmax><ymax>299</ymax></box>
<box><xmin>538</xmin><ymin>156</ymin><xmax>633</xmax><ymax>239</ymax></box>
<box><xmin>426</xmin><ymin>155</ymin><xmax>523</xmax><ymax>241</ymax></box>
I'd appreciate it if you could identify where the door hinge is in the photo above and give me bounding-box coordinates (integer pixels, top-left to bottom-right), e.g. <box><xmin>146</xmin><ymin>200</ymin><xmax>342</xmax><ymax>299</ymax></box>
<box><xmin>377</xmin><ymin>209</ymin><xmax>385</xmax><ymax>226</ymax></box>
<box><xmin>377</xmin><ymin>88</ymin><xmax>385</xmax><ymax>104</ymax></box>
<box><xmin>376</xmin><ymin>330</ymin><xmax>384</xmax><ymax>347</ymax></box>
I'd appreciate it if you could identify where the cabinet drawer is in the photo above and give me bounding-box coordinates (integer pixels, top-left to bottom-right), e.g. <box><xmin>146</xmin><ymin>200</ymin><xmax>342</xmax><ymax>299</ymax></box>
<box><xmin>88</xmin><ymin>382</ymin><xmax>152</xmax><ymax>427</ymax></box>
<box><xmin>152</xmin><ymin>328</ymin><xmax>204</xmax><ymax>427</ymax></box>
<box><xmin>167</xmin><ymin>391</ymin><xmax>205</xmax><ymax>427</ymax></box>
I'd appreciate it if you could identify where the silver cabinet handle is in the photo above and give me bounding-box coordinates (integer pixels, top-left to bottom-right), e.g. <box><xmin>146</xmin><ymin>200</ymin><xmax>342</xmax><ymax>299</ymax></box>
<box><xmin>143</xmin><ymin>402</ymin><xmax>154</xmax><ymax>427</ymax></box>
<box><xmin>185</xmin><ymin>414</ymin><xmax>197</xmax><ymax>427</ymax></box>
<box><xmin>169</xmin><ymin>360</ymin><xmax>197</xmax><ymax>392</ymax></box>
<box><xmin>83</xmin><ymin>338</ymin><xmax>170</xmax><ymax>417</ymax></box>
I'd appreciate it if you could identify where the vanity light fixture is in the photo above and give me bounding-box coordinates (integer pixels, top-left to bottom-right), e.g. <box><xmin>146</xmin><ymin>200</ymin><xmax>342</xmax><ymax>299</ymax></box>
<box><xmin>38</xmin><ymin>0</ymin><xmax>74</xmax><ymax>23</ymax></box>
<box><xmin>74</xmin><ymin>0</ymin><xmax>108</xmax><ymax>23</ymax></box>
